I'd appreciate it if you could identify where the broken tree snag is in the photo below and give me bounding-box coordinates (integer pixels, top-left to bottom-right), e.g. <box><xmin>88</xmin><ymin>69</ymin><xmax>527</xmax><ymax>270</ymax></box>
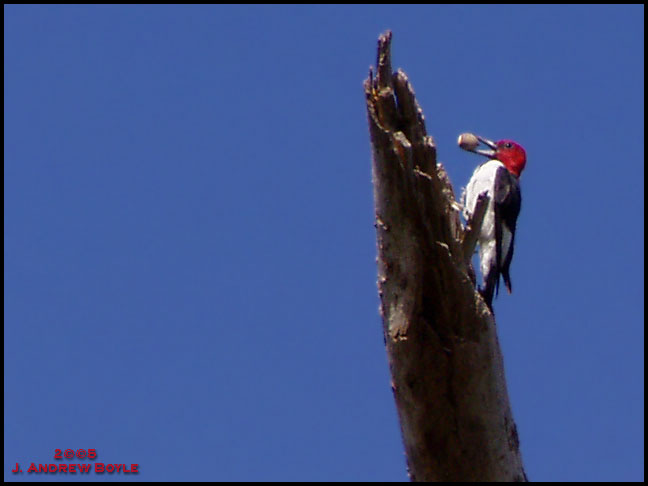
<box><xmin>365</xmin><ymin>31</ymin><xmax>527</xmax><ymax>482</ymax></box>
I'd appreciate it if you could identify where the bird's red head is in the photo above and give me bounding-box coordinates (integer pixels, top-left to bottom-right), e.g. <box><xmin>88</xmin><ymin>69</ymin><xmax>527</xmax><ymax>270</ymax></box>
<box><xmin>494</xmin><ymin>140</ymin><xmax>526</xmax><ymax>178</ymax></box>
<box><xmin>459</xmin><ymin>134</ymin><xmax>527</xmax><ymax>178</ymax></box>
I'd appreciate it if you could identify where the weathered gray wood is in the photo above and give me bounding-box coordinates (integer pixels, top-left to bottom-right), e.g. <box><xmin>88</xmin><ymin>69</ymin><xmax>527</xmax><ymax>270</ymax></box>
<box><xmin>365</xmin><ymin>31</ymin><xmax>527</xmax><ymax>482</ymax></box>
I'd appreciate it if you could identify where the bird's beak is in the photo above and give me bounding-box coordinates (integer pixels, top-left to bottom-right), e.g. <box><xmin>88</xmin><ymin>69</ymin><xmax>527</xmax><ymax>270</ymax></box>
<box><xmin>470</xmin><ymin>135</ymin><xmax>497</xmax><ymax>158</ymax></box>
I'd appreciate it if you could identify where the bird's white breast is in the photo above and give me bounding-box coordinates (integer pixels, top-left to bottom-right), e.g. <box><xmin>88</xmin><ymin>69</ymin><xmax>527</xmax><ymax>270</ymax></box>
<box><xmin>463</xmin><ymin>159</ymin><xmax>505</xmax><ymax>279</ymax></box>
<box><xmin>464</xmin><ymin>159</ymin><xmax>505</xmax><ymax>237</ymax></box>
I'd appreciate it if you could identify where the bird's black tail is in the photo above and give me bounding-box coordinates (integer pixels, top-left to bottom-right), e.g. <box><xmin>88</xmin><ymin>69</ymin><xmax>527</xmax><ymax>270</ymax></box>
<box><xmin>480</xmin><ymin>269</ymin><xmax>499</xmax><ymax>312</ymax></box>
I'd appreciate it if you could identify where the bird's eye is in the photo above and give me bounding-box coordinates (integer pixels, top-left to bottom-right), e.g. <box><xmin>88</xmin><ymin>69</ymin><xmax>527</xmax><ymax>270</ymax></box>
<box><xmin>504</xmin><ymin>142</ymin><xmax>513</xmax><ymax>149</ymax></box>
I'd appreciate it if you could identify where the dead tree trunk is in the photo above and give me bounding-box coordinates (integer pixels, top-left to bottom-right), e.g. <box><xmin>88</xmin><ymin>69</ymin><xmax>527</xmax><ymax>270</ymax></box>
<box><xmin>365</xmin><ymin>31</ymin><xmax>527</xmax><ymax>482</ymax></box>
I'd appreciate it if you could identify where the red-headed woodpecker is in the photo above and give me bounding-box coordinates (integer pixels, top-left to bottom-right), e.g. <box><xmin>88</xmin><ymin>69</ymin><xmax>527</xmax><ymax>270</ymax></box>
<box><xmin>459</xmin><ymin>133</ymin><xmax>527</xmax><ymax>309</ymax></box>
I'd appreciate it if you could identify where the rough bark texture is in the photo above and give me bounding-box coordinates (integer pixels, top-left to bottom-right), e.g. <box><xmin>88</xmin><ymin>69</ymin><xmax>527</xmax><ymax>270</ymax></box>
<box><xmin>365</xmin><ymin>31</ymin><xmax>527</xmax><ymax>482</ymax></box>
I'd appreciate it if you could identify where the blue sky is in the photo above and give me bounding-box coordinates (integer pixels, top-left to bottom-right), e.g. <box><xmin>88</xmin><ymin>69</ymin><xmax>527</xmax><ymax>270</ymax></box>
<box><xmin>4</xmin><ymin>5</ymin><xmax>643</xmax><ymax>482</ymax></box>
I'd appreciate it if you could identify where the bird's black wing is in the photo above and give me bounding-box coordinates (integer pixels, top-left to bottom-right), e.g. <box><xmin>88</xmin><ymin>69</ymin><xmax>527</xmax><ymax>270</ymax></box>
<box><xmin>494</xmin><ymin>166</ymin><xmax>522</xmax><ymax>295</ymax></box>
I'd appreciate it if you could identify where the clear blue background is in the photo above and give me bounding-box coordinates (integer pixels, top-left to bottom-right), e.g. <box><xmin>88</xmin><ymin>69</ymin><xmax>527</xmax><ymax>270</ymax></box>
<box><xmin>4</xmin><ymin>5</ymin><xmax>643</xmax><ymax>482</ymax></box>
